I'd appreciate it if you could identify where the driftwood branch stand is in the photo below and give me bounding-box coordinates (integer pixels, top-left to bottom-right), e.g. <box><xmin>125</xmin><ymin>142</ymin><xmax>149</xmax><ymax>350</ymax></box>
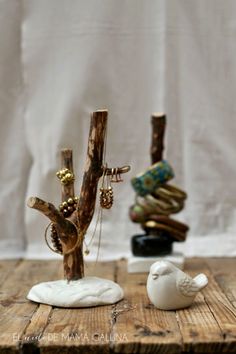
<box><xmin>27</xmin><ymin>110</ymin><xmax>129</xmax><ymax>282</ymax></box>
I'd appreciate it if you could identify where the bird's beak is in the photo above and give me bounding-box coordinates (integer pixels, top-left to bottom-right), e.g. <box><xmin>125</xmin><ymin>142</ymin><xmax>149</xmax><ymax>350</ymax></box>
<box><xmin>152</xmin><ymin>273</ymin><xmax>159</xmax><ymax>280</ymax></box>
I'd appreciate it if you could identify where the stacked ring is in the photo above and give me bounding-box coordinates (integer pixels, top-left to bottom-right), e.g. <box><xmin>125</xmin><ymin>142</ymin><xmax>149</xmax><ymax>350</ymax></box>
<box><xmin>129</xmin><ymin>159</ymin><xmax>189</xmax><ymax>245</ymax></box>
<box><xmin>129</xmin><ymin>182</ymin><xmax>187</xmax><ymax>223</ymax></box>
<box><xmin>129</xmin><ymin>204</ymin><xmax>147</xmax><ymax>223</ymax></box>
<box><xmin>145</xmin><ymin>194</ymin><xmax>184</xmax><ymax>214</ymax></box>
<box><xmin>131</xmin><ymin>160</ymin><xmax>174</xmax><ymax>196</ymax></box>
<box><xmin>148</xmin><ymin>215</ymin><xmax>189</xmax><ymax>233</ymax></box>
<box><xmin>154</xmin><ymin>184</ymin><xmax>187</xmax><ymax>201</ymax></box>
<box><xmin>135</xmin><ymin>193</ymin><xmax>184</xmax><ymax>216</ymax></box>
<box><xmin>141</xmin><ymin>220</ymin><xmax>187</xmax><ymax>242</ymax></box>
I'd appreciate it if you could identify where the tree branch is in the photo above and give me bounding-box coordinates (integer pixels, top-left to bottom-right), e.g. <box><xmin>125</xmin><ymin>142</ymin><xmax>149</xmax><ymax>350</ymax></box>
<box><xmin>27</xmin><ymin>197</ymin><xmax>78</xmax><ymax>252</ymax></box>
<box><xmin>77</xmin><ymin>110</ymin><xmax>108</xmax><ymax>236</ymax></box>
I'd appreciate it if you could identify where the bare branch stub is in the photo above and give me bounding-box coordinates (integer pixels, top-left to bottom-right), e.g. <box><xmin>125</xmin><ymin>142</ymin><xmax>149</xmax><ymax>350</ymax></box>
<box><xmin>60</xmin><ymin>149</ymin><xmax>75</xmax><ymax>202</ymax></box>
<box><xmin>151</xmin><ymin>113</ymin><xmax>166</xmax><ymax>164</ymax></box>
<box><xmin>27</xmin><ymin>197</ymin><xmax>78</xmax><ymax>251</ymax></box>
<box><xmin>104</xmin><ymin>165</ymin><xmax>131</xmax><ymax>176</ymax></box>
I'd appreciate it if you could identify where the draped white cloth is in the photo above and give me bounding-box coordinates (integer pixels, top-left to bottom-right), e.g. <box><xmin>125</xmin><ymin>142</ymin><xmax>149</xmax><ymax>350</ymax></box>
<box><xmin>0</xmin><ymin>0</ymin><xmax>235</xmax><ymax>259</ymax></box>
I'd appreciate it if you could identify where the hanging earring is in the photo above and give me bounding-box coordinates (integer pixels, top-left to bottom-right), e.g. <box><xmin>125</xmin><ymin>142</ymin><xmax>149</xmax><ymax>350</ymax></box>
<box><xmin>100</xmin><ymin>167</ymin><xmax>113</xmax><ymax>209</ymax></box>
<box><xmin>111</xmin><ymin>167</ymin><xmax>123</xmax><ymax>183</ymax></box>
<box><xmin>111</xmin><ymin>167</ymin><xmax>117</xmax><ymax>182</ymax></box>
<box><xmin>83</xmin><ymin>239</ymin><xmax>90</xmax><ymax>256</ymax></box>
<box><xmin>118</xmin><ymin>170</ymin><xmax>123</xmax><ymax>182</ymax></box>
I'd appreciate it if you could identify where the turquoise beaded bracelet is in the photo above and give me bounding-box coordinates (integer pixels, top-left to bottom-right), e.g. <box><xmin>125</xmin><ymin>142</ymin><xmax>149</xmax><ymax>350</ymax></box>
<box><xmin>131</xmin><ymin>160</ymin><xmax>174</xmax><ymax>196</ymax></box>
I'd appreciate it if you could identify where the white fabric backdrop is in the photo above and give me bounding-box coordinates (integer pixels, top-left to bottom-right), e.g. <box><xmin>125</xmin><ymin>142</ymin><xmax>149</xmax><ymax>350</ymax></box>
<box><xmin>0</xmin><ymin>0</ymin><xmax>235</xmax><ymax>259</ymax></box>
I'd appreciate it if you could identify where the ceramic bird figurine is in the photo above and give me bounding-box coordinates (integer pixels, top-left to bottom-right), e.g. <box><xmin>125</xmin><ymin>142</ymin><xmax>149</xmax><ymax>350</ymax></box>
<box><xmin>147</xmin><ymin>260</ymin><xmax>208</xmax><ymax>310</ymax></box>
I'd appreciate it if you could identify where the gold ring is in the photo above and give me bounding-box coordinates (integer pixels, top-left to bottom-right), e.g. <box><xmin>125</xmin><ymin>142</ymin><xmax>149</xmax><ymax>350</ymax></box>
<box><xmin>44</xmin><ymin>222</ymin><xmax>62</xmax><ymax>255</ymax></box>
<box><xmin>63</xmin><ymin>220</ymin><xmax>82</xmax><ymax>255</ymax></box>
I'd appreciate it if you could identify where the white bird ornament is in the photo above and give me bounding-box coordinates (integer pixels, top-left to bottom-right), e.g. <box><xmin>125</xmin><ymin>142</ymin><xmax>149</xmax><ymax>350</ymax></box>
<box><xmin>147</xmin><ymin>260</ymin><xmax>208</xmax><ymax>310</ymax></box>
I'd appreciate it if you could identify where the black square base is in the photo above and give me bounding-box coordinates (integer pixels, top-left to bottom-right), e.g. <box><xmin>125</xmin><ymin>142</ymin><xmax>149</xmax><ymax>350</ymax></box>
<box><xmin>131</xmin><ymin>233</ymin><xmax>173</xmax><ymax>257</ymax></box>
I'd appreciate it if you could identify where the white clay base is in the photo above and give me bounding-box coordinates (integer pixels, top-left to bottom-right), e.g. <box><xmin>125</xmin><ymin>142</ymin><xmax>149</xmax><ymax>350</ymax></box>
<box><xmin>127</xmin><ymin>252</ymin><xmax>184</xmax><ymax>273</ymax></box>
<box><xmin>27</xmin><ymin>276</ymin><xmax>124</xmax><ymax>308</ymax></box>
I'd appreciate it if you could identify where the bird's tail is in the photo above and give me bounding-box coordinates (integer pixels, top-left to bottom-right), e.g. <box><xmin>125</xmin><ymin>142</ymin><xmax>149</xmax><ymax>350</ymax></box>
<box><xmin>193</xmin><ymin>273</ymin><xmax>208</xmax><ymax>290</ymax></box>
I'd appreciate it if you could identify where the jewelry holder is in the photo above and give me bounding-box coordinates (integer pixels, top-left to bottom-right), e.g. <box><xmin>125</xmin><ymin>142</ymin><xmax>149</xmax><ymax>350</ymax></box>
<box><xmin>128</xmin><ymin>113</ymin><xmax>188</xmax><ymax>273</ymax></box>
<box><xmin>27</xmin><ymin>110</ymin><xmax>130</xmax><ymax>307</ymax></box>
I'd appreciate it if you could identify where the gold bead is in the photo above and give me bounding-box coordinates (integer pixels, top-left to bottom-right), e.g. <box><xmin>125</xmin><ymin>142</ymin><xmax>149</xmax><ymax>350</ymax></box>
<box><xmin>84</xmin><ymin>249</ymin><xmax>90</xmax><ymax>255</ymax></box>
<box><xmin>68</xmin><ymin>198</ymin><xmax>74</xmax><ymax>205</ymax></box>
<box><xmin>62</xmin><ymin>201</ymin><xmax>68</xmax><ymax>207</ymax></box>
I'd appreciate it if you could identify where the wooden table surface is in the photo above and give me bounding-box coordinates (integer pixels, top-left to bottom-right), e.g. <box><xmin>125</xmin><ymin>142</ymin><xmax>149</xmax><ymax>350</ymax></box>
<box><xmin>0</xmin><ymin>258</ymin><xmax>235</xmax><ymax>354</ymax></box>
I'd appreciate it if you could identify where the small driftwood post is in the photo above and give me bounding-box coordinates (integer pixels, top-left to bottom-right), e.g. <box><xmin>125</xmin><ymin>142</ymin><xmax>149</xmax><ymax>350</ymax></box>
<box><xmin>61</xmin><ymin>149</ymin><xmax>75</xmax><ymax>202</ymax></box>
<box><xmin>151</xmin><ymin>113</ymin><xmax>166</xmax><ymax>164</ymax></box>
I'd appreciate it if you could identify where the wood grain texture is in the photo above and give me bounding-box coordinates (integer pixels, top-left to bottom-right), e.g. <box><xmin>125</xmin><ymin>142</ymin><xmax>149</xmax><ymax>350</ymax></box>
<box><xmin>111</xmin><ymin>259</ymin><xmax>182</xmax><ymax>354</ymax></box>
<box><xmin>183</xmin><ymin>258</ymin><xmax>236</xmax><ymax>353</ymax></box>
<box><xmin>76</xmin><ymin>110</ymin><xmax>108</xmax><ymax>236</ymax></box>
<box><xmin>0</xmin><ymin>258</ymin><xmax>236</xmax><ymax>353</ymax></box>
<box><xmin>202</xmin><ymin>271</ymin><xmax>236</xmax><ymax>352</ymax></box>
<box><xmin>150</xmin><ymin>113</ymin><xmax>166</xmax><ymax>164</ymax></box>
<box><xmin>39</xmin><ymin>261</ymin><xmax>116</xmax><ymax>354</ymax></box>
<box><xmin>206</xmin><ymin>258</ymin><xmax>236</xmax><ymax>309</ymax></box>
<box><xmin>0</xmin><ymin>260</ymin><xmax>61</xmax><ymax>353</ymax></box>
<box><xmin>177</xmin><ymin>259</ymin><xmax>225</xmax><ymax>353</ymax></box>
<box><xmin>0</xmin><ymin>260</ymin><xmax>21</xmax><ymax>284</ymax></box>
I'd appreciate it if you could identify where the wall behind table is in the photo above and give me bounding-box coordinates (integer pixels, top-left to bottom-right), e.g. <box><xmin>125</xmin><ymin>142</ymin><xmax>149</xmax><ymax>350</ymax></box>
<box><xmin>0</xmin><ymin>0</ymin><xmax>235</xmax><ymax>259</ymax></box>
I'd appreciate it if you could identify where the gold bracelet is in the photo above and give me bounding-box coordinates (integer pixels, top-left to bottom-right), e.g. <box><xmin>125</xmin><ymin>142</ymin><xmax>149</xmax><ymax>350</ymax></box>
<box><xmin>146</xmin><ymin>194</ymin><xmax>184</xmax><ymax>214</ymax></box>
<box><xmin>147</xmin><ymin>214</ymin><xmax>189</xmax><ymax>232</ymax></box>
<box><xmin>142</xmin><ymin>220</ymin><xmax>186</xmax><ymax>241</ymax></box>
<box><xmin>136</xmin><ymin>195</ymin><xmax>170</xmax><ymax>215</ymax></box>
<box><xmin>44</xmin><ymin>222</ymin><xmax>62</xmax><ymax>255</ymax></box>
<box><xmin>63</xmin><ymin>220</ymin><xmax>83</xmax><ymax>255</ymax></box>
<box><xmin>155</xmin><ymin>184</ymin><xmax>187</xmax><ymax>201</ymax></box>
<box><xmin>44</xmin><ymin>220</ymin><xmax>82</xmax><ymax>256</ymax></box>
<box><xmin>135</xmin><ymin>195</ymin><xmax>156</xmax><ymax>214</ymax></box>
